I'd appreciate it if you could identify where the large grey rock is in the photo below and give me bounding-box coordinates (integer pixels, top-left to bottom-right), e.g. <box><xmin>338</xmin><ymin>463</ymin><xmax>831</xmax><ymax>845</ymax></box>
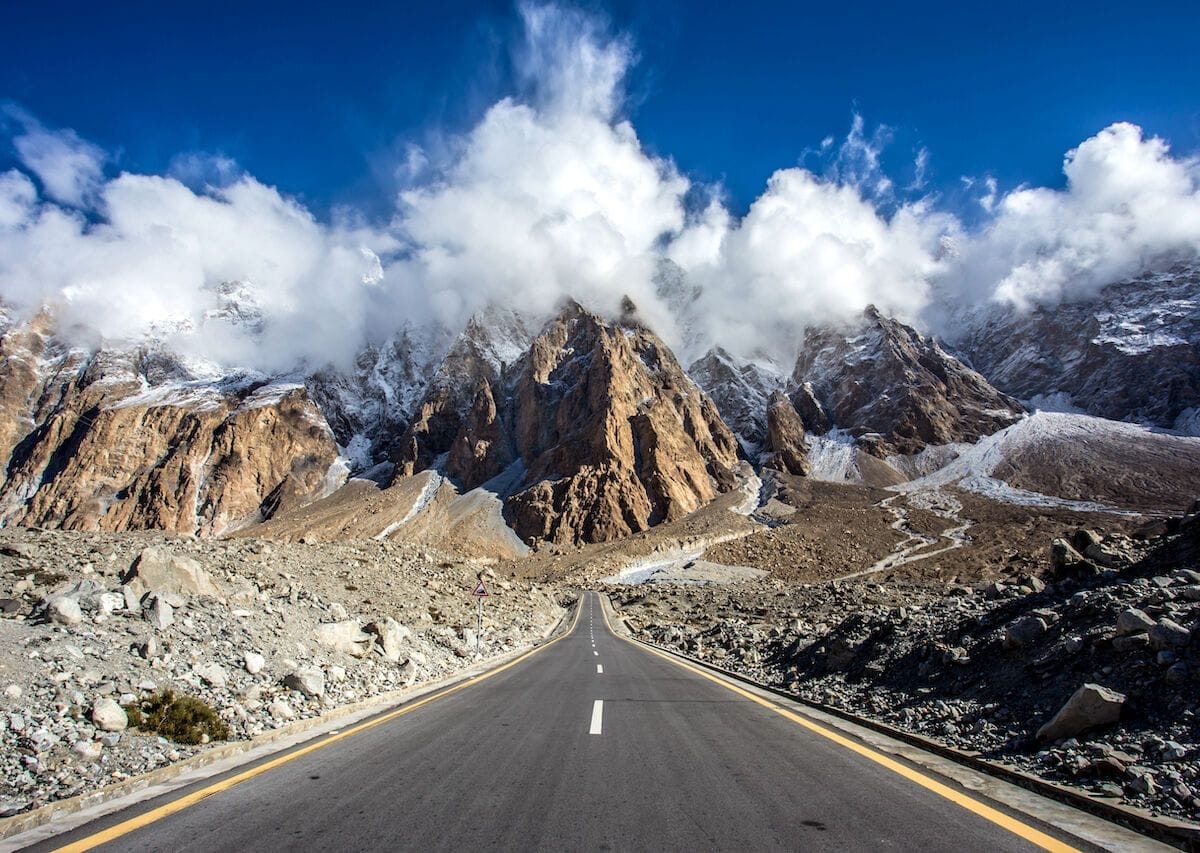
<box><xmin>1037</xmin><ymin>683</ymin><xmax>1125</xmax><ymax>742</ymax></box>
<box><xmin>124</xmin><ymin>547</ymin><xmax>222</xmax><ymax>601</ymax></box>
<box><xmin>1149</xmin><ymin>618</ymin><xmax>1191</xmax><ymax>648</ymax></box>
<box><xmin>367</xmin><ymin>617</ymin><xmax>413</xmax><ymax>662</ymax></box>
<box><xmin>314</xmin><ymin>620</ymin><xmax>372</xmax><ymax>657</ymax></box>
<box><xmin>90</xmin><ymin>697</ymin><xmax>128</xmax><ymax>732</ymax></box>
<box><xmin>45</xmin><ymin>596</ymin><xmax>82</xmax><ymax>626</ymax></box>
<box><xmin>1116</xmin><ymin>608</ymin><xmax>1155</xmax><ymax>636</ymax></box>
<box><xmin>283</xmin><ymin>667</ymin><xmax>325</xmax><ymax>698</ymax></box>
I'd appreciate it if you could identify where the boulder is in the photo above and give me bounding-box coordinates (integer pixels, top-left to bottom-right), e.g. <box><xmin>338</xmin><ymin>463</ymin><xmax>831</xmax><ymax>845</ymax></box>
<box><xmin>283</xmin><ymin>667</ymin><xmax>325</xmax><ymax>698</ymax></box>
<box><xmin>366</xmin><ymin>617</ymin><xmax>413</xmax><ymax>662</ymax></box>
<box><xmin>90</xmin><ymin>697</ymin><xmax>128</xmax><ymax>732</ymax></box>
<box><xmin>1037</xmin><ymin>684</ymin><xmax>1125</xmax><ymax>742</ymax></box>
<box><xmin>124</xmin><ymin>547</ymin><xmax>222</xmax><ymax>601</ymax></box>
<box><xmin>45</xmin><ymin>596</ymin><xmax>82</xmax><ymax>626</ymax></box>
<box><xmin>1149</xmin><ymin>618</ymin><xmax>1191</xmax><ymax>648</ymax></box>
<box><xmin>1116</xmin><ymin>608</ymin><xmax>1155</xmax><ymax>636</ymax></box>
<box><xmin>314</xmin><ymin>620</ymin><xmax>372</xmax><ymax>657</ymax></box>
<box><xmin>1003</xmin><ymin>616</ymin><xmax>1048</xmax><ymax>649</ymax></box>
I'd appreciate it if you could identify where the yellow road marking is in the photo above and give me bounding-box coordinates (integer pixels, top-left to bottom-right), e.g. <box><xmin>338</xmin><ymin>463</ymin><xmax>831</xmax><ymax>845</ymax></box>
<box><xmin>595</xmin><ymin>593</ymin><xmax>1081</xmax><ymax>853</ymax></box>
<box><xmin>54</xmin><ymin>598</ymin><xmax>583</xmax><ymax>853</ymax></box>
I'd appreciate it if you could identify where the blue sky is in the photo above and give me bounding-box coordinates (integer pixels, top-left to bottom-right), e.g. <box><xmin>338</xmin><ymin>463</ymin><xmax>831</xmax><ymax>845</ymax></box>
<box><xmin>3</xmin><ymin>0</ymin><xmax>1200</xmax><ymax>373</ymax></box>
<box><xmin>4</xmin><ymin>0</ymin><xmax>1198</xmax><ymax>217</ymax></box>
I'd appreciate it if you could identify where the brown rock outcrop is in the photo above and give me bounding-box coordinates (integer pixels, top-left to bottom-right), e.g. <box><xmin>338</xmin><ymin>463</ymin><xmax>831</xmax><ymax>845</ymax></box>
<box><xmin>0</xmin><ymin>315</ymin><xmax>340</xmax><ymax>536</ymax></box>
<box><xmin>501</xmin><ymin>302</ymin><xmax>740</xmax><ymax>546</ymax></box>
<box><xmin>394</xmin><ymin>310</ymin><xmax>531</xmax><ymax>478</ymax></box>
<box><xmin>762</xmin><ymin>391</ymin><xmax>810</xmax><ymax>476</ymax></box>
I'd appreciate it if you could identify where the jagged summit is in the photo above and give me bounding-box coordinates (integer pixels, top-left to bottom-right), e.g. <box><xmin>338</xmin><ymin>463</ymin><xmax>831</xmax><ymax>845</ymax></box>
<box><xmin>959</xmin><ymin>262</ymin><xmax>1200</xmax><ymax>433</ymax></box>
<box><xmin>687</xmin><ymin>346</ymin><xmax>784</xmax><ymax>455</ymax></box>
<box><xmin>790</xmin><ymin>307</ymin><xmax>1024</xmax><ymax>456</ymax></box>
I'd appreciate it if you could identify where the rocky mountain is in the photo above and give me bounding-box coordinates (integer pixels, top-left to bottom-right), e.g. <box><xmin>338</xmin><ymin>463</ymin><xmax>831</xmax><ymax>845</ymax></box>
<box><xmin>790</xmin><ymin>306</ymin><xmax>1024</xmax><ymax>456</ymax></box>
<box><xmin>959</xmin><ymin>263</ymin><xmax>1200</xmax><ymax>434</ymax></box>
<box><xmin>687</xmin><ymin>347</ymin><xmax>783</xmax><ymax>454</ymax></box>
<box><xmin>499</xmin><ymin>300</ymin><xmax>741</xmax><ymax>546</ymax></box>
<box><xmin>0</xmin><ymin>312</ymin><xmax>341</xmax><ymax>536</ymax></box>
<box><xmin>393</xmin><ymin>308</ymin><xmax>532</xmax><ymax>479</ymax></box>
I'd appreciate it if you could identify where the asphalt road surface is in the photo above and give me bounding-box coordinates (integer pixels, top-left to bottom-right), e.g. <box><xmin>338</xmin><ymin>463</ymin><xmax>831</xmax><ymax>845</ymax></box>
<box><xmin>31</xmin><ymin>592</ymin><xmax>1097</xmax><ymax>852</ymax></box>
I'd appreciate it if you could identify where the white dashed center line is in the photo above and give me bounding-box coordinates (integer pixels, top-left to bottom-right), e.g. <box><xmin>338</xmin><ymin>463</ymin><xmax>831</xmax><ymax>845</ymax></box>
<box><xmin>596</xmin><ymin>664</ymin><xmax>603</xmax><ymax>674</ymax></box>
<box><xmin>593</xmin><ymin>650</ymin><xmax>598</xmax><ymax>656</ymax></box>
<box><xmin>589</xmin><ymin>700</ymin><xmax>604</xmax><ymax>734</ymax></box>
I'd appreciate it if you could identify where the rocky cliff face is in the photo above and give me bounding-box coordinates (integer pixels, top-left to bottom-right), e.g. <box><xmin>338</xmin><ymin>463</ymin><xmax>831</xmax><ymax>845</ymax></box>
<box><xmin>959</xmin><ymin>264</ymin><xmax>1200</xmax><ymax>433</ymax></box>
<box><xmin>687</xmin><ymin>347</ymin><xmax>783</xmax><ymax>454</ymax></box>
<box><xmin>791</xmin><ymin>306</ymin><xmax>1024</xmax><ymax>456</ymax></box>
<box><xmin>501</xmin><ymin>302</ymin><xmax>741</xmax><ymax>546</ymax></box>
<box><xmin>762</xmin><ymin>391</ymin><xmax>810</xmax><ymax>476</ymax></box>
<box><xmin>0</xmin><ymin>314</ymin><xmax>340</xmax><ymax>536</ymax></box>
<box><xmin>393</xmin><ymin>309</ymin><xmax>532</xmax><ymax>479</ymax></box>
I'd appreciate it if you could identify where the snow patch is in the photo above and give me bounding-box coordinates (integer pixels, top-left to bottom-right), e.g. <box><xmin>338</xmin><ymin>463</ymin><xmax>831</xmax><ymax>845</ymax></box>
<box><xmin>804</xmin><ymin>429</ymin><xmax>861</xmax><ymax>482</ymax></box>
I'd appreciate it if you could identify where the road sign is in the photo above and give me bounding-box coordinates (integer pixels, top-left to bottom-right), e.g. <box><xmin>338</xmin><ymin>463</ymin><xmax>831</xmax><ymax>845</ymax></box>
<box><xmin>472</xmin><ymin>579</ymin><xmax>489</xmax><ymax>597</ymax></box>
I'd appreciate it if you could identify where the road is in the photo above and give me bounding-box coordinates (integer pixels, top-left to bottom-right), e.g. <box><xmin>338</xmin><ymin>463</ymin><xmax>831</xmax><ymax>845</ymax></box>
<box><xmin>30</xmin><ymin>592</ymin><xmax>1095</xmax><ymax>852</ymax></box>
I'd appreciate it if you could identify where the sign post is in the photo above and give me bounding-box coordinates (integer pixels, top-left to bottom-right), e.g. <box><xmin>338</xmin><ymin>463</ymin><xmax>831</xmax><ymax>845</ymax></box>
<box><xmin>471</xmin><ymin>578</ymin><xmax>489</xmax><ymax>653</ymax></box>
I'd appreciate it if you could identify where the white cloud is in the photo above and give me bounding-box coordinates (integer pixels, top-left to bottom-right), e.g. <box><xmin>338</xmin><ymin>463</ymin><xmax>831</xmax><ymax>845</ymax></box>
<box><xmin>6</xmin><ymin>108</ymin><xmax>106</xmax><ymax>207</ymax></box>
<box><xmin>946</xmin><ymin>123</ymin><xmax>1200</xmax><ymax>311</ymax></box>
<box><xmin>2</xmin><ymin>7</ymin><xmax>1200</xmax><ymax>382</ymax></box>
<box><xmin>0</xmin><ymin>170</ymin><xmax>36</xmax><ymax>228</ymax></box>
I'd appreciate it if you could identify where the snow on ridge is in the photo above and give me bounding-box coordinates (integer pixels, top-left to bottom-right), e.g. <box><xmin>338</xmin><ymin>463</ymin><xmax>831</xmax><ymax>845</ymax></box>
<box><xmin>892</xmin><ymin>411</ymin><xmax>1191</xmax><ymax>512</ymax></box>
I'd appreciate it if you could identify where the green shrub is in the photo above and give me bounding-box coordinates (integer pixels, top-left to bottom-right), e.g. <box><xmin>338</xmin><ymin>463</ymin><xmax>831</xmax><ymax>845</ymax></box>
<box><xmin>124</xmin><ymin>690</ymin><xmax>230</xmax><ymax>745</ymax></box>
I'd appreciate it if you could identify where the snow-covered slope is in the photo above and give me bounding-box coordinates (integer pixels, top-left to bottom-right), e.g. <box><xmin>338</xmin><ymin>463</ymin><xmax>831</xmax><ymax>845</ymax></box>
<box><xmin>894</xmin><ymin>411</ymin><xmax>1200</xmax><ymax>514</ymax></box>
<box><xmin>961</xmin><ymin>263</ymin><xmax>1200</xmax><ymax>433</ymax></box>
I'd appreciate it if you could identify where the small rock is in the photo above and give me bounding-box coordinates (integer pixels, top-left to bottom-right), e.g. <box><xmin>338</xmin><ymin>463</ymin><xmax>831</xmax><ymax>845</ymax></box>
<box><xmin>243</xmin><ymin>651</ymin><xmax>265</xmax><ymax>675</ymax></box>
<box><xmin>314</xmin><ymin>620</ymin><xmax>371</xmax><ymax>657</ymax></box>
<box><xmin>46</xmin><ymin>596</ymin><xmax>83</xmax><ymax>626</ymax></box>
<box><xmin>283</xmin><ymin>667</ymin><xmax>325</xmax><ymax>698</ymax></box>
<box><xmin>366</xmin><ymin>617</ymin><xmax>413</xmax><ymax>662</ymax></box>
<box><xmin>142</xmin><ymin>595</ymin><xmax>174</xmax><ymax>630</ymax></box>
<box><xmin>1111</xmin><ymin>634</ymin><xmax>1150</xmax><ymax>653</ymax></box>
<box><xmin>90</xmin><ymin>697</ymin><xmax>128</xmax><ymax>732</ymax></box>
<box><xmin>267</xmin><ymin>699</ymin><xmax>295</xmax><ymax>720</ymax></box>
<box><xmin>193</xmin><ymin>663</ymin><xmax>227</xmax><ymax>688</ymax></box>
<box><xmin>4</xmin><ymin>684</ymin><xmax>21</xmax><ymax>699</ymax></box>
<box><xmin>1149</xmin><ymin>618</ymin><xmax>1191</xmax><ymax>648</ymax></box>
<box><xmin>1115</xmin><ymin>608</ymin><xmax>1155</xmax><ymax>636</ymax></box>
<box><xmin>1003</xmin><ymin>616</ymin><xmax>1048</xmax><ymax>649</ymax></box>
<box><xmin>1165</xmin><ymin>662</ymin><xmax>1189</xmax><ymax>684</ymax></box>
<box><xmin>73</xmin><ymin>740</ymin><xmax>102</xmax><ymax>760</ymax></box>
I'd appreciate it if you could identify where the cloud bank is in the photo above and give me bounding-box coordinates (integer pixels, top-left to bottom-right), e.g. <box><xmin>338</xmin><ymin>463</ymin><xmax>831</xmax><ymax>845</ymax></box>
<box><xmin>2</xmin><ymin>2</ymin><xmax>1200</xmax><ymax>376</ymax></box>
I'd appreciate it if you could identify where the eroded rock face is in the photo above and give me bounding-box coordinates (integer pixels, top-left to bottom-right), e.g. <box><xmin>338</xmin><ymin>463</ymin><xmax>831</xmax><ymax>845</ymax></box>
<box><xmin>0</xmin><ymin>315</ymin><xmax>340</xmax><ymax>536</ymax></box>
<box><xmin>762</xmin><ymin>391</ymin><xmax>810</xmax><ymax>476</ymax></box>
<box><xmin>394</xmin><ymin>309</ymin><xmax>532</xmax><ymax>478</ymax></box>
<box><xmin>687</xmin><ymin>347</ymin><xmax>783</xmax><ymax>454</ymax></box>
<box><xmin>790</xmin><ymin>306</ymin><xmax>1024</xmax><ymax>456</ymax></box>
<box><xmin>958</xmin><ymin>264</ymin><xmax>1200</xmax><ymax>432</ymax></box>
<box><xmin>498</xmin><ymin>303</ymin><xmax>740</xmax><ymax>546</ymax></box>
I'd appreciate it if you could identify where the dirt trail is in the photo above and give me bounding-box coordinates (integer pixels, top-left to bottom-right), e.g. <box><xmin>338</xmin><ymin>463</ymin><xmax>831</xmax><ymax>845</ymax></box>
<box><xmin>834</xmin><ymin>489</ymin><xmax>972</xmax><ymax>582</ymax></box>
